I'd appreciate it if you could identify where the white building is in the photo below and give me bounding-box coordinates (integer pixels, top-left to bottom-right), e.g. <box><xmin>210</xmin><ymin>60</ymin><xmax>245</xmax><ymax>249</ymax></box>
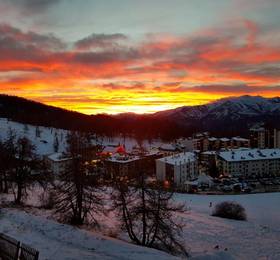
<box><xmin>217</xmin><ymin>149</ymin><xmax>280</xmax><ymax>178</ymax></box>
<box><xmin>45</xmin><ymin>153</ymin><xmax>72</xmax><ymax>175</ymax></box>
<box><xmin>156</xmin><ymin>152</ymin><xmax>199</xmax><ymax>186</ymax></box>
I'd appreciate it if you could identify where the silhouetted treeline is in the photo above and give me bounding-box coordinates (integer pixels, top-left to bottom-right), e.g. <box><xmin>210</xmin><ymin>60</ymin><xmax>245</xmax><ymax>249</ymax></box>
<box><xmin>1</xmin><ymin>95</ymin><xmax>279</xmax><ymax>140</ymax></box>
<box><xmin>0</xmin><ymin>95</ymin><xmax>188</xmax><ymax>140</ymax></box>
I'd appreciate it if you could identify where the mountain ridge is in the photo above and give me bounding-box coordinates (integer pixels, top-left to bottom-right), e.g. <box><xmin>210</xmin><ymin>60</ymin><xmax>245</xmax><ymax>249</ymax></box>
<box><xmin>0</xmin><ymin>94</ymin><xmax>280</xmax><ymax>138</ymax></box>
<box><xmin>153</xmin><ymin>95</ymin><xmax>280</xmax><ymax>119</ymax></box>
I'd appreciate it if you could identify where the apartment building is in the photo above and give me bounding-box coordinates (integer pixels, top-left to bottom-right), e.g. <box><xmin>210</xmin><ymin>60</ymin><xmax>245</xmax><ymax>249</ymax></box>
<box><xmin>217</xmin><ymin>149</ymin><xmax>280</xmax><ymax>178</ymax></box>
<box><xmin>156</xmin><ymin>152</ymin><xmax>199</xmax><ymax>186</ymax></box>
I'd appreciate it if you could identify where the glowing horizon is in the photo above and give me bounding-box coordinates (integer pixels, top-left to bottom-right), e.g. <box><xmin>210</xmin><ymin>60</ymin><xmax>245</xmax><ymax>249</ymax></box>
<box><xmin>0</xmin><ymin>0</ymin><xmax>280</xmax><ymax>114</ymax></box>
<box><xmin>11</xmin><ymin>92</ymin><xmax>278</xmax><ymax>116</ymax></box>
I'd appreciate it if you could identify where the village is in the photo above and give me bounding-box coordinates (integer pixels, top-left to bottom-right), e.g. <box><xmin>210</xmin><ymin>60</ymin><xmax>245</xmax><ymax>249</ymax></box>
<box><xmin>45</xmin><ymin>126</ymin><xmax>280</xmax><ymax>194</ymax></box>
<box><xmin>1</xmin><ymin>119</ymin><xmax>279</xmax><ymax>259</ymax></box>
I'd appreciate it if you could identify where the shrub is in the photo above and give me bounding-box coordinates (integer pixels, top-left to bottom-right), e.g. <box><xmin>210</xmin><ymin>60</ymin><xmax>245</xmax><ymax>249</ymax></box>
<box><xmin>212</xmin><ymin>201</ymin><xmax>247</xmax><ymax>221</ymax></box>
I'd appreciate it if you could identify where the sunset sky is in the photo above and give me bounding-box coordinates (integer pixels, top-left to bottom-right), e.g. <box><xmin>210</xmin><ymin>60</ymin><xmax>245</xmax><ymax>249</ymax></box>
<box><xmin>0</xmin><ymin>0</ymin><xmax>280</xmax><ymax>114</ymax></box>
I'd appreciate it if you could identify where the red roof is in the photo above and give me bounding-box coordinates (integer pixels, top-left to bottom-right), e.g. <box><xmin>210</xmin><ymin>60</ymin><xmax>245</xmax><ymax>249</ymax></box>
<box><xmin>116</xmin><ymin>145</ymin><xmax>126</xmax><ymax>154</ymax></box>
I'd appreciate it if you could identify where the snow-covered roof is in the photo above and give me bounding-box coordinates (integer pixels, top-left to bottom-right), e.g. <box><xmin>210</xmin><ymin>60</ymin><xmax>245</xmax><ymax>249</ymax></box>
<box><xmin>250</xmin><ymin>127</ymin><xmax>265</xmax><ymax>132</ymax></box>
<box><xmin>47</xmin><ymin>153</ymin><xmax>71</xmax><ymax>162</ymax></box>
<box><xmin>218</xmin><ymin>149</ymin><xmax>280</xmax><ymax>162</ymax></box>
<box><xmin>208</xmin><ymin>137</ymin><xmax>217</xmax><ymax>141</ymax></box>
<box><xmin>102</xmin><ymin>146</ymin><xmax>116</xmax><ymax>153</ymax></box>
<box><xmin>232</xmin><ymin>137</ymin><xmax>249</xmax><ymax>142</ymax></box>
<box><xmin>145</xmin><ymin>148</ymin><xmax>160</xmax><ymax>155</ymax></box>
<box><xmin>159</xmin><ymin>143</ymin><xmax>177</xmax><ymax>151</ymax></box>
<box><xmin>157</xmin><ymin>152</ymin><xmax>196</xmax><ymax>165</ymax></box>
<box><xmin>107</xmin><ymin>148</ymin><xmax>160</xmax><ymax>163</ymax></box>
<box><xmin>202</xmin><ymin>151</ymin><xmax>217</xmax><ymax>155</ymax></box>
<box><xmin>107</xmin><ymin>155</ymin><xmax>140</xmax><ymax>163</ymax></box>
<box><xmin>220</xmin><ymin>137</ymin><xmax>230</xmax><ymax>142</ymax></box>
<box><xmin>159</xmin><ymin>144</ymin><xmax>176</xmax><ymax>151</ymax></box>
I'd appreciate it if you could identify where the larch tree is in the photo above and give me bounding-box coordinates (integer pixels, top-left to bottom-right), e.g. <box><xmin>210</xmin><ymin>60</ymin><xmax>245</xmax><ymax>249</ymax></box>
<box><xmin>111</xmin><ymin>173</ymin><xmax>188</xmax><ymax>256</ymax></box>
<box><xmin>0</xmin><ymin>129</ymin><xmax>17</xmax><ymax>193</ymax></box>
<box><xmin>12</xmin><ymin>137</ymin><xmax>39</xmax><ymax>204</ymax></box>
<box><xmin>52</xmin><ymin>131</ymin><xmax>104</xmax><ymax>225</ymax></box>
<box><xmin>53</xmin><ymin>133</ymin><xmax>59</xmax><ymax>153</ymax></box>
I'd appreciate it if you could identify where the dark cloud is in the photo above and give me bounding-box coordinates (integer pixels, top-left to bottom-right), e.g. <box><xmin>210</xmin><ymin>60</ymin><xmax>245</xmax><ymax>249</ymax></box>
<box><xmin>7</xmin><ymin>0</ymin><xmax>60</xmax><ymax>14</ymax></box>
<box><xmin>71</xmin><ymin>47</ymin><xmax>139</xmax><ymax>64</ymax></box>
<box><xmin>0</xmin><ymin>24</ymin><xmax>65</xmax><ymax>51</ymax></box>
<box><xmin>180</xmin><ymin>84</ymin><xmax>280</xmax><ymax>94</ymax></box>
<box><xmin>241</xmin><ymin>66</ymin><xmax>280</xmax><ymax>78</ymax></box>
<box><xmin>74</xmin><ymin>33</ymin><xmax>128</xmax><ymax>50</ymax></box>
<box><xmin>0</xmin><ymin>20</ymin><xmax>280</xmax><ymax>85</ymax></box>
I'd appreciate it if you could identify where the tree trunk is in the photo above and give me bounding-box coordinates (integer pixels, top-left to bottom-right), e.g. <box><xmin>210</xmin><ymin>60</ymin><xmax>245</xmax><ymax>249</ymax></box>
<box><xmin>141</xmin><ymin>176</ymin><xmax>147</xmax><ymax>245</ymax></box>
<box><xmin>16</xmin><ymin>182</ymin><xmax>22</xmax><ymax>204</ymax></box>
<box><xmin>0</xmin><ymin>175</ymin><xmax>3</xmax><ymax>192</ymax></box>
<box><xmin>3</xmin><ymin>172</ymin><xmax>9</xmax><ymax>193</ymax></box>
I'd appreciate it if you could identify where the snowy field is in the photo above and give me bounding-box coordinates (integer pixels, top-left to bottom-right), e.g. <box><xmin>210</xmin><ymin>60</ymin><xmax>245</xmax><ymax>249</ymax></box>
<box><xmin>0</xmin><ymin>118</ymin><xmax>166</xmax><ymax>155</ymax></box>
<box><xmin>0</xmin><ymin>209</ymin><xmax>177</xmax><ymax>260</ymax></box>
<box><xmin>0</xmin><ymin>118</ymin><xmax>69</xmax><ymax>155</ymax></box>
<box><xmin>175</xmin><ymin>193</ymin><xmax>280</xmax><ymax>259</ymax></box>
<box><xmin>1</xmin><ymin>192</ymin><xmax>280</xmax><ymax>259</ymax></box>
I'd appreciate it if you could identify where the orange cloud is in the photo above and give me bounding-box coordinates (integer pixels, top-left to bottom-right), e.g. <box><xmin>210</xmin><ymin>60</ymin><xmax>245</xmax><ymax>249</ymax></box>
<box><xmin>0</xmin><ymin>21</ymin><xmax>280</xmax><ymax>114</ymax></box>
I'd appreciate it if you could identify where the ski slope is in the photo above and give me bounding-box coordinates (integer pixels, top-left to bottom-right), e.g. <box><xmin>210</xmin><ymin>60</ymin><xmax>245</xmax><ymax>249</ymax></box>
<box><xmin>0</xmin><ymin>118</ymin><xmax>69</xmax><ymax>155</ymax></box>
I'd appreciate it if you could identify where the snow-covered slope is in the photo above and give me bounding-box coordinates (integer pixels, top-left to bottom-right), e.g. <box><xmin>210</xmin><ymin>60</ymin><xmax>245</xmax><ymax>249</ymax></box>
<box><xmin>0</xmin><ymin>118</ymin><xmax>167</xmax><ymax>155</ymax></box>
<box><xmin>152</xmin><ymin>95</ymin><xmax>280</xmax><ymax>135</ymax></box>
<box><xmin>0</xmin><ymin>209</ymin><xmax>177</xmax><ymax>260</ymax></box>
<box><xmin>176</xmin><ymin>193</ymin><xmax>280</xmax><ymax>259</ymax></box>
<box><xmin>0</xmin><ymin>118</ymin><xmax>69</xmax><ymax>155</ymax></box>
<box><xmin>154</xmin><ymin>95</ymin><xmax>280</xmax><ymax>121</ymax></box>
<box><xmin>1</xmin><ymin>191</ymin><xmax>280</xmax><ymax>259</ymax></box>
<box><xmin>206</xmin><ymin>95</ymin><xmax>280</xmax><ymax>119</ymax></box>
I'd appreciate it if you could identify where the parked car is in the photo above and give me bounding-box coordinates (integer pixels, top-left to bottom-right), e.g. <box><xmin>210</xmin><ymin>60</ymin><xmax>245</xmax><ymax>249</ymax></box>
<box><xmin>250</xmin><ymin>183</ymin><xmax>257</xmax><ymax>189</ymax></box>
<box><xmin>222</xmin><ymin>180</ymin><xmax>232</xmax><ymax>186</ymax></box>
<box><xmin>233</xmin><ymin>183</ymin><xmax>242</xmax><ymax>192</ymax></box>
<box><xmin>242</xmin><ymin>187</ymin><xmax>252</xmax><ymax>193</ymax></box>
<box><xmin>222</xmin><ymin>185</ymin><xmax>233</xmax><ymax>192</ymax></box>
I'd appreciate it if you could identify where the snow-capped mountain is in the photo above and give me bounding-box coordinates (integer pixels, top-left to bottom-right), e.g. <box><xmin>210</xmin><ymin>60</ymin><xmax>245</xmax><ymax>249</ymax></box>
<box><xmin>1</xmin><ymin>94</ymin><xmax>280</xmax><ymax>138</ymax></box>
<box><xmin>207</xmin><ymin>95</ymin><xmax>280</xmax><ymax>118</ymax></box>
<box><xmin>153</xmin><ymin>95</ymin><xmax>280</xmax><ymax>135</ymax></box>
<box><xmin>154</xmin><ymin>95</ymin><xmax>280</xmax><ymax>121</ymax></box>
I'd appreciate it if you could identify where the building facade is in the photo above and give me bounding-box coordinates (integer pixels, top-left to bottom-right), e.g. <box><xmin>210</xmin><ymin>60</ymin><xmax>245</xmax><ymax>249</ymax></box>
<box><xmin>45</xmin><ymin>152</ymin><xmax>72</xmax><ymax>175</ymax></box>
<box><xmin>105</xmin><ymin>151</ymin><xmax>163</xmax><ymax>180</ymax></box>
<box><xmin>156</xmin><ymin>152</ymin><xmax>199</xmax><ymax>186</ymax></box>
<box><xmin>250</xmin><ymin>127</ymin><xmax>280</xmax><ymax>149</ymax></box>
<box><xmin>177</xmin><ymin>135</ymin><xmax>249</xmax><ymax>152</ymax></box>
<box><xmin>217</xmin><ymin>149</ymin><xmax>280</xmax><ymax>178</ymax></box>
